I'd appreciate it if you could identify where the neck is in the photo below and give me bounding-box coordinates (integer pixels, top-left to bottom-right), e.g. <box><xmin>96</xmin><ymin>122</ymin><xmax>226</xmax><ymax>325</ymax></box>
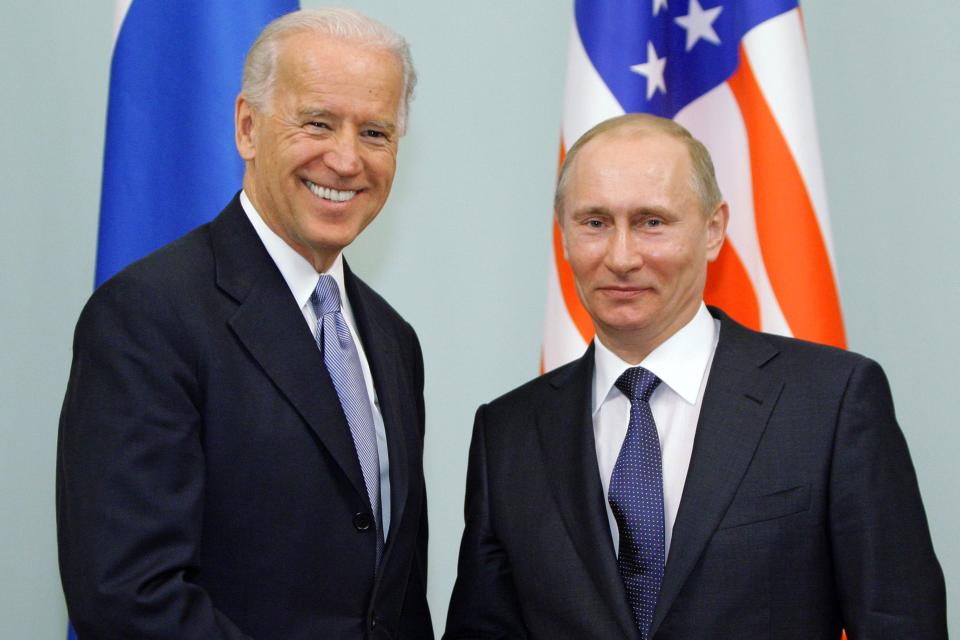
<box><xmin>596</xmin><ymin>304</ymin><xmax>701</xmax><ymax>364</ymax></box>
<box><xmin>595</xmin><ymin>330</ymin><xmax>661</xmax><ymax>365</ymax></box>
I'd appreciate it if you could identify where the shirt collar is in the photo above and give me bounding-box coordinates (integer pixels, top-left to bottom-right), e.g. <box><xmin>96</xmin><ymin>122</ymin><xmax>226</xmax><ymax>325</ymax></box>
<box><xmin>592</xmin><ymin>303</ymin><xmax>717</xmax><ymax>414</ymax></box>
<box><xmin>240</xmin><ymin>190</ymin><xmax>347</xmax><ymax>310</ymax></box>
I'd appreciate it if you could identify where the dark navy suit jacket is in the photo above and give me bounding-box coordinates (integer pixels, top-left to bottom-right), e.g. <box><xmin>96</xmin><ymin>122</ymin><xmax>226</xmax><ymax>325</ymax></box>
<box><xmin>58</xmin><ymin>195</ymin><xmax>433</xmax><ymax>639</ymax></box>
<box><xmin>445</xmin><ymin>308</ymin><xmax>945</xmax><ymax>639</ymax></box>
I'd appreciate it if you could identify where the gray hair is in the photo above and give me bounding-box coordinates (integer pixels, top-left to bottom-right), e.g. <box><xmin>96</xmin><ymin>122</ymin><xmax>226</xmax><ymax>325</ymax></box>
<box><xmin>241</xmin><ymin>8</ymin><xmax>417</xmax><ymax>135</ymax></box>
<box><xmin>555</xmin><ymin>113</ymin><xmax>723</xmax><ymax>218</ymax></box>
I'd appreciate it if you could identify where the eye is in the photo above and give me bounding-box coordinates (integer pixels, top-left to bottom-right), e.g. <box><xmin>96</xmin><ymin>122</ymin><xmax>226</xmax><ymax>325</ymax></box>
<box><xmin>585</xmin><ymin>219</ymin><xmax>605</xmax><ymax>229</ymax></box>
<box><xmin>644</xmin><ymin>217</ymin><xmax>664</xmax><ymax>228</ymax></box>
<box><xmin>305</xmin><ymin>121</ymin><xmax>331</xmax><ymax>132</ymax></box>
<box><xmin>361</xmin><ymin>128</ymin><xmax>392</xmax><ymax>143</ymax></box>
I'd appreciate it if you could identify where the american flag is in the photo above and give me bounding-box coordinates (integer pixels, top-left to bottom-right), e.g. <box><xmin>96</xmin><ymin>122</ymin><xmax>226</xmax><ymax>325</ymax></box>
<box><xmin>542</xmin><ymin>0</ymin><xmax>845</xmax><ymax>371</ymax></box>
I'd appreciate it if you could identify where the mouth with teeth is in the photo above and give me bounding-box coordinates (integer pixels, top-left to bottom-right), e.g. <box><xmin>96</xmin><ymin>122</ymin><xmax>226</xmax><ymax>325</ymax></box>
<box><xmin>305</xmin><ymin>180</ymin><xmax>358</xmax><ymax>203</ymax></box>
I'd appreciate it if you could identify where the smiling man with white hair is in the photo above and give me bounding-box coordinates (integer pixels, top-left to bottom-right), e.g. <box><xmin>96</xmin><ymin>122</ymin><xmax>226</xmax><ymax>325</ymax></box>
<box><xmin>57</xmin><ymin>8</ymin><xmax>432</xmax><ymax>639</ymax></box>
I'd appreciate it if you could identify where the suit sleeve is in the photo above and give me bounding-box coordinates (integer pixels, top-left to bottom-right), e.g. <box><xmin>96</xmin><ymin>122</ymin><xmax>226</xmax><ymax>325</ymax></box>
<box><xmin>56</xmin><ymin>277</ymin><xmax>252</xmax><ymax>640</ymax></box>
<box><xmin>828</xmin><ymin>358</ymin><xmax>947</xmax><ymax>639</ymax></box>
<box><xmin>443</xmin><ymin>405</ymin><xmax>529</xmax><ymax>640</ymax></box>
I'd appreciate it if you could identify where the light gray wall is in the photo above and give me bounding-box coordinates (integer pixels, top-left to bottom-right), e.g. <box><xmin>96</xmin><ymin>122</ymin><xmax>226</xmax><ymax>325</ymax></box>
<box><xmin>806</xmin><ymin>2</ymin><xmax>960</xmax><ymax>632</ymax></box>
<box><xmin>1</xmin><ymin>1</ymin><xmax>955</xmax><ymax>637</ymax></box>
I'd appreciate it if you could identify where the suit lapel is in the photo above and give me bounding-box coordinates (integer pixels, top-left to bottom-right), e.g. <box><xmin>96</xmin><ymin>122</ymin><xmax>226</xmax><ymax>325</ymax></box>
<box><xmin>650</xmin><ymin>310</ymin><xmax>783</xmax><ymax>635</ymax></box>
<box><xmin>536</xmin><ymin>346</ymin><xmax>640</xmax><ymax>639</ymax></box>
<box><xmin>211</xmin><ymin>198</ymin><xmax>369</xmax><ymax>502</ymax></box>
<box><xmin>343</xmin><ymin>263</ymin><xmax>411</xmax><ymax>558</ymax></box>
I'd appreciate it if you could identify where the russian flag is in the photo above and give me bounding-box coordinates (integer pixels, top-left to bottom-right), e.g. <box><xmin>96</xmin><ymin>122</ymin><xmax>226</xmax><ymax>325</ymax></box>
<box><xmin>542</xmin><ymin>0</ymin><xmax>846</xmax><ymax>372</ymax></box>
<box><xmin>94</xmin><ymin>0</ymin><xmax>298</xmax><ymax>288</ymax></box>
<box><xmin>70</xmin><ymin>1</ymin><xmax>297</xmax><ymax>637</ymax></box>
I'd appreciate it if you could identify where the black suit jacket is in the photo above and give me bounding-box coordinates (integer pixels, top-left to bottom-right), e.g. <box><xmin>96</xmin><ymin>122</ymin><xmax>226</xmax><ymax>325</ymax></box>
<box><xmin>445</xmin><ymin>308</ymin><xmax>945</xmax><ymax>639</ymax></box>
<box><xmin>57</xmin><ymin>196</ymin><xmax>433</xmax><ymax>640</ymax></box>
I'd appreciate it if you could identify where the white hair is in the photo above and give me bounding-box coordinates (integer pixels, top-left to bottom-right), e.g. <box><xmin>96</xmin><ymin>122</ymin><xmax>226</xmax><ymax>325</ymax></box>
<box><xmin>241</xmin><ymin>8</ymin><xmax>417</xmax><ymax>135</ymax></box>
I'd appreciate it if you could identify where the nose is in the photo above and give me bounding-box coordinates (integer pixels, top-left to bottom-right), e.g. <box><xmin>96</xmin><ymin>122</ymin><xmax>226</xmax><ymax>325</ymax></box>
<box><xmin>604</xmin><ymin>226</ymin><xmax>643</xmax><ymax>275</ymax></box>
<box><xmin>323</xmin><ymin>131</ymin><xmax>363</xmax><ymax>177</ymax></box>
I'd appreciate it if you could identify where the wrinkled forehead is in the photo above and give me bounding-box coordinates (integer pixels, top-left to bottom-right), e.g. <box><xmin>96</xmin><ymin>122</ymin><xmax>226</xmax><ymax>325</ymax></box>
<box><xmin>274</xmin><ymin>30</ymin><xmax>402</xmax><ymax>83</ymax></box>
<box><xmin>267</xmin><ymin>32</ymin><xmax>404</xmax><ymax>125</ymax></box>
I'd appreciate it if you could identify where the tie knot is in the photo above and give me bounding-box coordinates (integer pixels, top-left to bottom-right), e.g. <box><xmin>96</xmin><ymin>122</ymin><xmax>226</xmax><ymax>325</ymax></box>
<box><xmin>615</xmin><ymin>366</ymin><xmax>661</xmax><ymax>403</ymax></box>
<box><xmin>311</xmin><ymin>274</ymin><xmax>342</xmax><ymax>317</ymax></box>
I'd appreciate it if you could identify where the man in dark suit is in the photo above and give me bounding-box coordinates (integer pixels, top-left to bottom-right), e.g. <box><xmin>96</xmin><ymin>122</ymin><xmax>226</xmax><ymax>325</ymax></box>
<box><xmin>57</xmin><ymin>8</ymin><xmax>432</xmax><ymax>639</ymax></box>
<box><xmin>444</xmin><ymin>114</ymin><xmax>946</xmax><ymax>639</ymax></box>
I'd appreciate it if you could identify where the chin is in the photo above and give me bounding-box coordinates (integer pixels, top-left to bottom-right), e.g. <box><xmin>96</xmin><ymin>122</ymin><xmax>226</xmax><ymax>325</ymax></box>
<box><xmin>594</xmin><ymin>305</ymin><xmax>656</xmax><ymax>328</ymax></box>
<box><xmin>306</xmin><ymin>223</ymin><xmax>361</xmax><ymax>246</ymax></box>
<box><xmin>597</xmin><ymin>315</ymin><xmax>655</xmax><ymax>335</ymax></box>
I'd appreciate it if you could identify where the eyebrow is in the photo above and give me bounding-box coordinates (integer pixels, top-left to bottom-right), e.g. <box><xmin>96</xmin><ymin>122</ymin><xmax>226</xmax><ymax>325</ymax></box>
<box><xmin>570</xmin><ymin>205</ymin><xmax>674</xmax><ymax>219</ymax></box>
<box><xmin>298</xmin><ymin>107</ymin><xmax>334</xmax><ymax>119</ymax></box>
<box><xmin>570</xmin><ymin>206</ymin><xmax>612</xmax><ymax>219</ymax></box>
<box><xmin>633</xmin><ymin>205</ymin><xmax>673</xmax><ymax>218</ymax></box>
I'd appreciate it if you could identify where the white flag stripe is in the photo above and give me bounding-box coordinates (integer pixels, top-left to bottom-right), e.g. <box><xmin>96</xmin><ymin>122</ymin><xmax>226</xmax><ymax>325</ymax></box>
<box><xmin>743</xmin><ymin>10</ymin><xmax>838</xmax><ymax>269</ymax></box>
<box><xmin>562</xmin><ymin>24</ymin><xmax>625</xmax><ymax>151</ymax></box>
<box><xmin>112</xmin><ymin>0</ymin><xmax>133</xmax><ymax>46</ymax></box>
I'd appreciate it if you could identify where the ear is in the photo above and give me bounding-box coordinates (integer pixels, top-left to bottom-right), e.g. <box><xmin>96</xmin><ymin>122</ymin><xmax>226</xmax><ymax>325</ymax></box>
<box><xmin>235</xmin><ymin>94</ymin><xmax>257</xmax><ymax>161</ymax></box>
<box><xmin>556</xmin><ymin>213</ymin><xmax>571</xmax><ymax>261</ymax></box>
<box><xmin>705</xmin><ymin>200</ymin><xmax>729</xmax><ymax>263</ymax></box>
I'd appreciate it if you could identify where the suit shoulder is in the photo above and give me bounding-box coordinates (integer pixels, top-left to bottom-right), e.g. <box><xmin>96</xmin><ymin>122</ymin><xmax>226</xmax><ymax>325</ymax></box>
<box><xmin>714</xmin><ymin>307</ymin><xmax>879</xmax><ymax>372</ymax></box>
<box><xmin>77</xmin><ymin>224</ymin><xmax>215</xmax><ymax>338</ymax></box>
<box><xmin>761</xmin><ymin>331</ymin><xmax>878</xmax><ymax>371</ymax></box>
<box><xmin>95</xmin><ymin>223</ymin><xmax>214</xmax><ymax>301</ymax></box>
<box><xmin>482</xmin><ymin>357</ymin><xmax>583</xmax><ymax>414</ymax></box>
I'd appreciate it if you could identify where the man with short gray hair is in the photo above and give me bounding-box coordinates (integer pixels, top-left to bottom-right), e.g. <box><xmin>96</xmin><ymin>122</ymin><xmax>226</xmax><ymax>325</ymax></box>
<box><xmin>58</xmin><ymin>8</ymin><xmax>432</xmax><ymax>639</ymax></box>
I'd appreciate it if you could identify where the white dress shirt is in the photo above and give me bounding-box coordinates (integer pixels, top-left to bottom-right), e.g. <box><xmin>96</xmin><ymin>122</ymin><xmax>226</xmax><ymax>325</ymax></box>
<box><xmin>240</xmin><ymin>191</ymin><xmax>392</xmax><ymax>538</ymax></box>
<box><xmin>592</xmin><ymin>303</ymin><xmax>719</xmax><ymax>557</ymax></box>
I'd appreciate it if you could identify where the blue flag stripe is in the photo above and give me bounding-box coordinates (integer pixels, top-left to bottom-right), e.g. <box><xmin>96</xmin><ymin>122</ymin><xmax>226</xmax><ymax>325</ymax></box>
<box><xmin>95</xmin><ymin>0</ymin><xmax>298</xmax><ymax>287</ymax></box>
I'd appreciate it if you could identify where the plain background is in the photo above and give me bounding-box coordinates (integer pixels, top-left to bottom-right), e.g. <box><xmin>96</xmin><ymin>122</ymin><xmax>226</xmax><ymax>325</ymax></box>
<box><xmin>1</xmin><ymin>1</ymin><xmax>956</xmax><ymax>637</ymax></box>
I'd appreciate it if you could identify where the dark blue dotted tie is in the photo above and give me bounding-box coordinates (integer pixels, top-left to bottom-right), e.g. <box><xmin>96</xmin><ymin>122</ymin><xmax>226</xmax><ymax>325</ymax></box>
<box><xmin>609</xmin><ymin>366</ymin><xmax>664</xmax><ymax>639</ymax></box>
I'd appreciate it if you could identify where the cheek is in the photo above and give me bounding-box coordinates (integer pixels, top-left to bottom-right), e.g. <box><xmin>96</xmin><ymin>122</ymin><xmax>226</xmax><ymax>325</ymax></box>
<box><xmin>372</xmin><ymin>155</ymin><xmax>398</xmax><ymax>186</ymax></box>
<box><xmin>565</xmin><ymin>242</ymin><xmax>603</xmax><ymax>277</ymax></box>
<box><xmin>292</xmin><ymin>147</ymin><xmax>329</xmax><ymax>175</ymax></box>
<box><xmin>656</xmin><ymin>235</ymin><xmax>703</xmax><ymax>270</ymax></box>
<box><xmin>639</xmin><ymin>242</ymin><xmax>681</xmax><ymax>277</ymax></box>
<box><xmin>278</xmin><ymin>133</ymin><xmax>328</xmax><ymax>168</ymax></box>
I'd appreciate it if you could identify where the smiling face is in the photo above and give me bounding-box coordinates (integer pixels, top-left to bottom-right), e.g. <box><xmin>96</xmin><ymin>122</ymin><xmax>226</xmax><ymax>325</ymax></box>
<box><xmin>235</xmin><ymin>31</ymin><xmax>404</xmax><ymax>272</ymax></box>
<box><xmin>559</xmin><ymin>130</ymin><xmax>728</xmax><ymax>363</ymax></box>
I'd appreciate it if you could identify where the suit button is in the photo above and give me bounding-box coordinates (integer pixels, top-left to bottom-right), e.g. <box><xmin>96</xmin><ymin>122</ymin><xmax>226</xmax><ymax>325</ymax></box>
<box><xmin>353</xmin><ymin>512</ymin><xmax>373</xmax><ymax>531</ymax></box>
<box><xmin>369</xmin><ymin>614</ymin><xmax>377</xmax><ymax>630</ymax></box>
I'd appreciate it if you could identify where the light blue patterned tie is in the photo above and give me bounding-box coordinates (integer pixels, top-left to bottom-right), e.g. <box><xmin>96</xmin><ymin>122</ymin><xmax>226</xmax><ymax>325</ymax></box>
<box><xmin>311</xmin><ymin>274</ymin><xmax>384</xmax><ymax>564</ymax></box>
<box><xmin>609</xmin><ymin>366</ymin><xmax>664</xmax><ymax>639</ymax></box>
